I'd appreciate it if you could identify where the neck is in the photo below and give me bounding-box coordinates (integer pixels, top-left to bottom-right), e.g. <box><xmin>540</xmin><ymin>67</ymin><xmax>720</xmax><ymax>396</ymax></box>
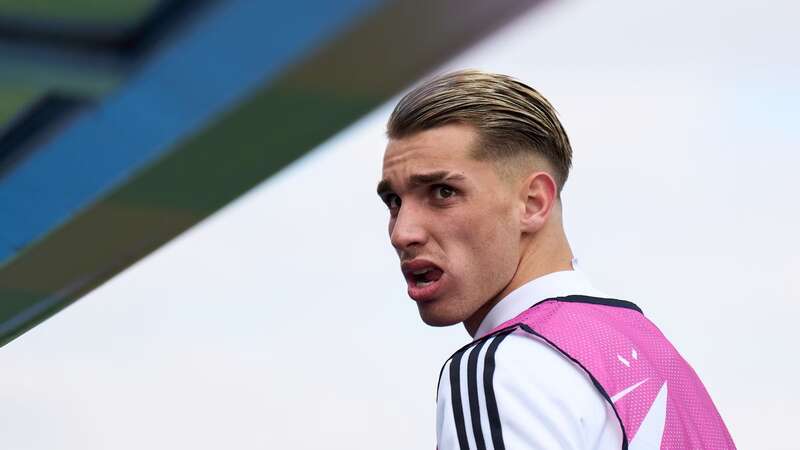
<box><xmin>463</xmin><ymin>221</ymin><xmax>574</xmax><ymax>336</ymax></box>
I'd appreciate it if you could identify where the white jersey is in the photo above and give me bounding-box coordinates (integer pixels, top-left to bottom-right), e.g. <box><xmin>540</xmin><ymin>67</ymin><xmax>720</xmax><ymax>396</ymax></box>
<box><xmin>435</xmin><ymin>264</ymin><xmax>624</xmax><ymax>449</ymax></box>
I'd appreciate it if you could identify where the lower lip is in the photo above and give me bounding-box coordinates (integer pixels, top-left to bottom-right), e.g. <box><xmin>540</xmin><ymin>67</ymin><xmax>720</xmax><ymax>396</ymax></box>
<box><xmin>407</xmin><ymin>273</ymin><xmax>446</xmax><ymax>302</ymax></box>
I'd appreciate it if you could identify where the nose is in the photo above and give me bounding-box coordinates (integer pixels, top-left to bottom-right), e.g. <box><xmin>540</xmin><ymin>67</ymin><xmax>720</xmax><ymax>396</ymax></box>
<box><xmin>389</xmin><ymin>203</ymin><xmax>428</xmax><ymax>252</ymax></box>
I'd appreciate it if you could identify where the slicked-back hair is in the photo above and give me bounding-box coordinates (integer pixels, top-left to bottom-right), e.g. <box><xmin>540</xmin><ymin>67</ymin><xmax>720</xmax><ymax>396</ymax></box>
<box><xmin>387</xmin><ymin>69</ymin><xmax>573</xmax><ymax>192</ymax></box>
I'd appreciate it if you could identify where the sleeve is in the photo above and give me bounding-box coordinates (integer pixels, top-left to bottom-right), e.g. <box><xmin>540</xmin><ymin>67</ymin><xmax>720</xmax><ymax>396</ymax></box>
<box><xmin>436</xmin><ymin>328</ymin><xmax>623</xmax><ymax>450</ymax></box>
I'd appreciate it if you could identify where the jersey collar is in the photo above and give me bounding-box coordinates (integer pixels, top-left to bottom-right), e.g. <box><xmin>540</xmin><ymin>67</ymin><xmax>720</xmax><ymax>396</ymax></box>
<box><xmin>472</xmin><ymin>258</ymin><xmax>607</xmax><ymax>340</ymax></box>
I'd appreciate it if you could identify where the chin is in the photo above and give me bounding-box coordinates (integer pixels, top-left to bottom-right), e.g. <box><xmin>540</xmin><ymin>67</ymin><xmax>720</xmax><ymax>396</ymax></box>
<box><xmin>417</xmin><ymin>300</ymin><xmax>468</xmax><ymax>327</ymax></box>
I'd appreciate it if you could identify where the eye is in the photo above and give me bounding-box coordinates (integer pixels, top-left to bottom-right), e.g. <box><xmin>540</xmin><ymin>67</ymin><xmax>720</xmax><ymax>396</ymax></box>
<box><xmin>433</xmin><ymin>184</ymin><xmax>456</xmax><ymax>200</ymax></box>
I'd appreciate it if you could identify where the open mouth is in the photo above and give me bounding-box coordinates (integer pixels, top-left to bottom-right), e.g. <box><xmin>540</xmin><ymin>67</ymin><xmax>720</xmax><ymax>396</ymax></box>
<box><xmin>409</xmin><ymin>267</ymin><xmax>443</xmax><ymax>287</ymax></box>
<box><xmin>401</xmin><ymin>260</ymin><xmax>445</xmax><ymax>302</ymax></box>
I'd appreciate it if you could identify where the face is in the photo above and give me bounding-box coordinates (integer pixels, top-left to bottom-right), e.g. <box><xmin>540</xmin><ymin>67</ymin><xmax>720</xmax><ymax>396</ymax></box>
<box><xmin>378</xmin><ymin>123</ymin><xmax>522</xmax><ymax>327</ymax></box>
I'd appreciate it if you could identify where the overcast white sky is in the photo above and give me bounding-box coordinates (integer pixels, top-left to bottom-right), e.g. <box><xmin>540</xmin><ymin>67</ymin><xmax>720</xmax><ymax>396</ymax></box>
<box><xmin>2</xmin><ymin>0</ymin><xmax>798</xmax><ymax>448</ymax></box>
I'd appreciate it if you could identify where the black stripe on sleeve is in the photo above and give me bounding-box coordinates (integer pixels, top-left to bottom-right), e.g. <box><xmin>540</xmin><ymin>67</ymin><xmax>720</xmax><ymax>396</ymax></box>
<box><xmin>449</xmin><ymin>346</ymin><xmax>470</xmax><ymax>450</ymax></box>
<box><xmin>466</xmin><ymin>338</ymin><xmax>489</xmax><ymax>450</ymax></box>
<box><xmin>484</xmin><ymin>329</ymin><xmax>514</xmax><ymax>450</ymax></box>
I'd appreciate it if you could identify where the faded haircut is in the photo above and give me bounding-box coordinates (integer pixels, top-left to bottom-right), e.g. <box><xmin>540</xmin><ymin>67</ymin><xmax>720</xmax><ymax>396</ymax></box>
<box><xmin>386</xmin><ymin>69</ymin><xmax>573</xmax><ymax>193</ymax></box>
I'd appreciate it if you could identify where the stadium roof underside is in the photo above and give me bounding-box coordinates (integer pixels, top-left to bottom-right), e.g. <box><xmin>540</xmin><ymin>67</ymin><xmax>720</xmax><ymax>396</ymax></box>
<box><xmin>0</xmin><ymin>0</ymin><xmax>542</xmax><ymax>347</ymax></box>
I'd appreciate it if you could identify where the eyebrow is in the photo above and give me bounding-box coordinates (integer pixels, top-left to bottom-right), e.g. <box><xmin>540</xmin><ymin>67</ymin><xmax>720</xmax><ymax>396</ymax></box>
<box><xmin>376</xmin><ymin>171</ymin><xmax>467</xmax><ymax>196</ymax></box>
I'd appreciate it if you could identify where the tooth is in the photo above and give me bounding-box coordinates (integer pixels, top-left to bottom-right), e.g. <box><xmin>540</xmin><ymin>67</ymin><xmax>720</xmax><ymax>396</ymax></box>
<box><xmin>413</xmin><ymin>269</ymin><xmax>430</xmax><ymax>275</ymax></box>
<box><xmin>415</xmin><ymin>280</ymin><xmax>433</xmax><ymax>287</ymax></box>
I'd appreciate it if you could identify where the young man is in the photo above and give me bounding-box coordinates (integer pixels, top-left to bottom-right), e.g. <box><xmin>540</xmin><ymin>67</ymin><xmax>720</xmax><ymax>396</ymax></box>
<box><xmin>376</xmin><ymin>70</ymin><xmax>736</xmax><ymax>449</ymax></box>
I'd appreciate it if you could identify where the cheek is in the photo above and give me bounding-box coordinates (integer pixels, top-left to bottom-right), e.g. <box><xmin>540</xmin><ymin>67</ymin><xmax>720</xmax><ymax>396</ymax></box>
<box><xmin>446</xmin><ymin>203</ymin><xmax>518</xmax><ymax>271</ymax></box>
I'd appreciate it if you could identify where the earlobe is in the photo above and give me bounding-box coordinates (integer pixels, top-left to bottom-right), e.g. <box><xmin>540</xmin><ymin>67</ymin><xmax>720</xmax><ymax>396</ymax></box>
<box><xmin>519</xmin><ymin>172</ymin><xmax>557</xmax><ymax>233</ymax></box>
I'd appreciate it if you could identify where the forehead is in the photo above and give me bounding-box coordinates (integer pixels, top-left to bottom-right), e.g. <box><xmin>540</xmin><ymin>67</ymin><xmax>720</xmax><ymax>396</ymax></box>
<box><xmin>381</xmin><ymin>124</ymin><xmax>481</xmax><ymax>178</ymax></box>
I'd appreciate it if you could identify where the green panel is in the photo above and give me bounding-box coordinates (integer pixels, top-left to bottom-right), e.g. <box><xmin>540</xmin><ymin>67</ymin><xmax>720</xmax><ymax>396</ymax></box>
<box><xmin>0</xmin><ymin>57</ymin><xmax>122</xmax><ymax>98</ymax></box>
<box><xmin>0</xmin><ymin>288</ymin><xmax>49</xmax><ymax>346</ymax></box>
<box><xmin>0</xmin><ymin>288</ymin><xmax>42</xmax><ymax>321</ymax></box>
<box><xmin>0</xmin><ymin>84</ymin><xmax>42</xmax><ymax>129</ymax></box>
<box><xmin>0</xmin><ymin>202</ymin><xmax>200</xmax><ymax>293</ymax></box>
<box><xmin>0</xmin><ymin>0</ymin><xmax>158</xmax><ymax>23</ymax></box>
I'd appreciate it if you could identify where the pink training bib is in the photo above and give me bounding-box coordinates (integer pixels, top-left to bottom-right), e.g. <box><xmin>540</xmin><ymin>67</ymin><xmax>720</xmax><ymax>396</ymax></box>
<box><xmin>486</xmin><ymin>296</ymin><xmax>736</xmax><ymax>450</ymax></box>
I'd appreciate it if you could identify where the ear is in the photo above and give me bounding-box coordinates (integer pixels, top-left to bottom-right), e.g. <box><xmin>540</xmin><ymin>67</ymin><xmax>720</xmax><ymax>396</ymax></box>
<box><xmin>518</xmin><ymin>171</ymin><xmax>558</xmax><ymax>233</ymax></box>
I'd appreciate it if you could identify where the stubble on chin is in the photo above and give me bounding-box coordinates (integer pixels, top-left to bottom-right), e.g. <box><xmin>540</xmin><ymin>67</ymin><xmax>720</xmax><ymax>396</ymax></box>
<box><xmin>416</xmin><ymin>298</ymin><xmax>467</xmax><ymax>328</ymax></box>
<box><xmin>417</xmin><ymin>291</ymin><xmax>487</xmax><ymax>329</ymax></box>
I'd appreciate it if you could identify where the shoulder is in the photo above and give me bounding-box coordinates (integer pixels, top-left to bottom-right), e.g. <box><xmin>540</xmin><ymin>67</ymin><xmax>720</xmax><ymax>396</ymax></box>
<box><xmin>436</xmin><ymin>327</ymin><xmax>622</xmax><ymax>450</ymax></box>
<box><xmin>437</xmin><ymin>327</ymin><xmax>607</xmax><ymax>414</ymax></box>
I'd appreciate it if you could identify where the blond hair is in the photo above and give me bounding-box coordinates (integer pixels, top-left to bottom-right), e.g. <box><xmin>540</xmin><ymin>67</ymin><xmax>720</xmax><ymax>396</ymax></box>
<box><xmin>387</xmin><ymin>69</ymin><xmax>572</xmax><ymax>191</ymax></box>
